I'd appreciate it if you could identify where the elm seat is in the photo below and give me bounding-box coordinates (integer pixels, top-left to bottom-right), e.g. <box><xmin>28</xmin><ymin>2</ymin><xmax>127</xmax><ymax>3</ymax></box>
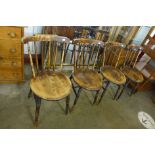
<box><xmin>102</xmin><ymin>66</ymin><xmax>126</xmax><ymax>85</ymax></box>
<box><xmin>122</xmin><ymin>66</ymin><xmax>144</xmax><ymax>83</ymax></box>
<box><xmin>72</xmin><ymin>68</ymin><xmax>103</xmax><ymax>91</ymax></box>
<box><xmin>30</xmin><ymin>71</ymin><xmax>72</xmax><ymax>100</ymax></box>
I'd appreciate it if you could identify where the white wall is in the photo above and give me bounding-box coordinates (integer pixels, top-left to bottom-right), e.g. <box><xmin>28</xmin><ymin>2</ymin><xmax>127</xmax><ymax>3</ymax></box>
<box><xmin>24</xmin><ymin>26</ymin><xmax>43</xmax><ymax>54</ymax></box>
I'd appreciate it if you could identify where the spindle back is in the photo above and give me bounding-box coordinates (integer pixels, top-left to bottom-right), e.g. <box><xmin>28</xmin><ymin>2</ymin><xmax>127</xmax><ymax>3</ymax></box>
<box><xmin>22</xmin><ymin>34</ymin><xmax>70</xmax><ymax>78</ymax></box>
<box><xmin>102</xmin><ymin>41</ymin><xmax>126</xmax><ymax>68</ymax></box>
<box><xmin>71</xmin><ymin>38</ymin><xmax>104</xmax><ymax>71</ymax></box>
<box><xmin>124</xmin><ymin>44</ymin><xmax>143</xmax><ymax>68</ymax></box>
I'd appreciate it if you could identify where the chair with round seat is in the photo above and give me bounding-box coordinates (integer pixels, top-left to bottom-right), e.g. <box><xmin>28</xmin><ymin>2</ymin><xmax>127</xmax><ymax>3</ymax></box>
<box><xmin>22</xmin><ymin>34</ymin><xmax>72</xmax><ymax>126</ymax></box>
<box><xmin>70</xmin><ymin>38</ymin><xmax>104</xmax><ymax>111</ymax></box>
<box><xmin>98</xmin><ymin>42</ymin><xmax>127</xmax><ymax>103</ymax></box>
<box><xmin>117</xmin><ymin>44</ymin><xmax>144</xmax><ymax>98</ymax></box>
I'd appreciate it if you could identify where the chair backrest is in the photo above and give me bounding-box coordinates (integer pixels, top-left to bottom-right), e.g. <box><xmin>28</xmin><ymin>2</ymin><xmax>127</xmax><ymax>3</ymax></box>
<box><xmin>95</xmin><ymin>32</ymin><xmax>103</xmax><ymax>40</ymax></box>
<box><xmin>124</xmin><ymin>44</ymin><xmax>143</xmax><ymax>68</ymax></box>
<box><xmin>71</xmin><ymin>38</ymin><xmax>104</xmax><ymax>71</ymax></box>
<box><xmin>81</xmin><ymin>29</ymin><xmax>89</xmax><ymax>38</ymax></box>
<box><xmin>22</xmin><ymin>34</ymin><xmax>70</xmax><ymax>78</ymax></box>
<box><xmin>101</xmin><ymin>41</ymin><xmax>126</xmax><ymax>68</ymax></box>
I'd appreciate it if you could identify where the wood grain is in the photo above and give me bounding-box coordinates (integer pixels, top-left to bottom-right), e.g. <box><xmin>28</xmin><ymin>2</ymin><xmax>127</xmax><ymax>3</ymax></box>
<box><xmin>0</xmin><ymin>26</ymin><xmax>24</xmax><ymax>83</ymax></box>
<box><xmin>73</xmin><ymin>68</ymin><xmax>103</xmax><ymax>90</ymax></box>
<box><xmin>102</xmin><ymin>66</ymin><xmax>126</xmax><ymax>85</ymax></box>
<box><xmin>30</xmin><ymin>71</ymin><xmax>72</xmax><ymax>100</ymax></box>
<box><xmin>122</xmin><ymin>66</ymin><xmax>144</xmax><ymax>83</ymax></box>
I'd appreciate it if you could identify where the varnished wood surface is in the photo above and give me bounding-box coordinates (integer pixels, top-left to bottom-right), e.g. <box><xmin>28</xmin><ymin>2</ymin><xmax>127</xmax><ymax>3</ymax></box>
<box><xmin>122</xmin><ymin>66</ymin><xmax>144</xmax><ymax>83</ymax></box>
<box><xmin>22</xmin><ymin>34</ymin><xmax>70</xmax><ymax>43</ymax></box>
<box><xmin>72</xmin><ymin>38</ymin><xmax>104</xmax><ymax>46</ymax></box>
<box><xmin>0</xmin><ymin>26</ymin><xmax>24</xmax><ymax>83</ymax></box>
<box><xmin>0</xmin><ymin>67</ymin><xmax>22</xmax><ymax>81</ymax></box>
<box><xmin>0</xmin><ymin>40</ymin><xmax>21</xmax><ymax>57</ymax></box>
<box><xmin>102</xmin><ymin>66</ymin><xmax>126</xmax><ymax>85</ymax></box>
<box><xmin>0</xmin><ymin>26</ymin><xmax>22</xmax><ymax>40</ymax></box>
<box><xmin>30</xmin><ymin>71</ymin><xmax>72</xmax><ymax>100</ymax></box>
<box><xmin>72</xmin><ymin>68</ymin><xmax>103</xmax><ymax>90</ymax></box>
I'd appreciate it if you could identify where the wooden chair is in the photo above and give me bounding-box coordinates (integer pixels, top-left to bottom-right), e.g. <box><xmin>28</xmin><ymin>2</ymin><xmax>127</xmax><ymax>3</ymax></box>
<box><xmin>69</xmin><ymin>38</ymin><xmax>104</xmax><ymax>111</ymax></box>
<box><xmin>95</xmin><ymin>31</ymin><xmax>103</xmax><ymax>41</ymax></box>
<box><xmin>22</xmin><ymin>34</ymin><xmax>72</xmax><ymax>126</ymax></box>
<box><xmin>117</xmin><ymin>44</ymin><xmax>144</xmax><ymax>98</ymax></box>
<box><xmin>98</xmin><ymin>42</ymin><xmax>126</xmax><ymax>103</ymax></box>
<box><xmin>64</xmin><ymin>28</ymin><xmax>90</xmax><ymax>63</ymax></box>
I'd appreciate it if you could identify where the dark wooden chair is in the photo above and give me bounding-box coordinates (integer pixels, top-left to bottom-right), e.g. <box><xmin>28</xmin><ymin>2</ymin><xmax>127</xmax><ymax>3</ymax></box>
<box><xmin>98</xmin><ymin>42</ymin><xmax>127</xmax><ymax>103</ymax></box>
<box><xmin>69</xmin><ymin>38</ymin><xmax>104</xmax><ymax>111</ymax></box>
<box><xmin>117</xmin><ymin>44</ymin><xmax>144</xmax><ymax>98</ymax></box>
<box><xmin>22</xmin><ymin>34</ymin><xmax>72</xmax><ymax>126</ymax></box>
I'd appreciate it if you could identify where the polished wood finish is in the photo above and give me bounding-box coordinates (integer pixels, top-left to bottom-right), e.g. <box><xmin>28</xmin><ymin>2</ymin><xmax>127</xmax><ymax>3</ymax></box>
<box><xmin>22</xmin><ymin>34</ymin><xmax>72</xmax><ymax>126</ymax></box>
<box><xmin>102</xmin><ymin>66</ymin><xmax>126</xmax><ymax>85</ymax></box>
<box><xmin>30</xmin><ymin>71</ymin><xmax>72</xmax><ymax>100</ymax></box>
<box><xmin>0</xmin><ymin>26</ymin><xmax>24</xmax><ymax>83</ymax></box>
<box><xmin>98</xmin><ymin>42</ymin><xmax>126</xmax><ymax>102</ymax></box>
<box><xmin>73</xmin><ymin>68</ymin><xmax>102</xmax><ymax>91</ymax></box>
<box><xmin>122</xmin><ymin>44</ymin><xmax>144</xmax><ymax>83</ymax></box>
<box><xmin>70</xmin><ymin>38</ymin><xmax>104</xmax><ymax>109</ymax></box>
<box><xmin>122</xmin><ymin>66</ymin><xmax>144</xmax><ymax>83</ymax></box>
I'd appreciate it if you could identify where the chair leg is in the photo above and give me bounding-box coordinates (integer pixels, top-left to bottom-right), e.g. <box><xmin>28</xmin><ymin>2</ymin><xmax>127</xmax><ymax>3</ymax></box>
<box><xmin>70</xmin><ymin>51</ymin><xmax>74</xmax><ymax>64</ymax></box>
<box><xmin>113</xmin><ymin>85</ymin><xmax>121</xmax><ymax>100</ymax></box>
<box><xmin>130</xmin><ymin>83</ymin><xmax>139</xmax><ymax>96</ymax></box>
<box><xmin>64</xmin><ymin>43</ymin><xmax>70</xmax><ymax>62</ymax></box>
<box><xmin>93</xmin><ymin>90</ymin><xmax>100</xmax><ymax>104</ymax></box>
<box><xmin>70</xmin><ymin>75</ymin><xmax>78</xmax><ymax>96</ymax></box>
<box><xmin>98</xmin><ymin>81</ymin><xmax>110</xmax><ymax>104</ymax></box>
<box><xmin>116</xmin><ymin>80</ymin><xmax>130</xmax><ymax>100</ymax></box>
<box><xmin>71</xmin><ymin>87</ymin><xmax>82</xmax><ymax>111</ymax></box>
<box><xmin>65</xmin><ymin>95</ymin><xmax>70</xmax><ymax>114</ymax></box>
<box><xmin>34</xmin><ymin>94</ymin><xmax>41</xmax><ymax>127</ymax></box>
<box><xmin>28</xmin><ymin>88</ymin><xmax>32</xmax><ymax>98</ymax></box>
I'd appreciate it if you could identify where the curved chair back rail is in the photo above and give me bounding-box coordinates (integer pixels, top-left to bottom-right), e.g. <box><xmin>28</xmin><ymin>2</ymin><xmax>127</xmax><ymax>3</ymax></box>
<box><xmin>21</xmin><ymin>34</ymin><xmax>71</xmax><ymax>78</ymax></box>
<box><xmin>72</xmin><ymin>38</ymin><xmax>104</xmax><ymax>47</ymax></box>
<box><xmin>22</xmin><ymin>34</ymin><xmax>70</xmax><ymax>44</ymax></box>
<box><xmin>71</xmin><ymin>38</ymin><xmax>104</xmax><ymax>70</ymax></box>
<box><xmin>102</xmin><ymin>41</ymin><xmax>126</xmax><ymax>68</ymax></box>
<box><xmin>124</xmin><ymin>44</ymin><xmax>143</xmax><ymax>68</ymax></box>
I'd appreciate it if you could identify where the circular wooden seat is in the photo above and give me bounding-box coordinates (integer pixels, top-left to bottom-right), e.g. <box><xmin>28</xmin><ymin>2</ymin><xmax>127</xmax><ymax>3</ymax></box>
<box><xmin>102</xmin><ymin>66</ymin><xmax>126</xmax><ymax>85</ymax></box>
<box><xmin>30</xmin><ymin>71</ymin><xmax>72</xmax><ymax>100</ymax></box>
<box><xmin>122</xmin><ymin>67</ymin><xmax>144</xmax><ymax>83</ymax></box>
<box><xmin>72</xmin><ymin>68</ymin><xmax>103</xmax><ymax>91</ymax></box>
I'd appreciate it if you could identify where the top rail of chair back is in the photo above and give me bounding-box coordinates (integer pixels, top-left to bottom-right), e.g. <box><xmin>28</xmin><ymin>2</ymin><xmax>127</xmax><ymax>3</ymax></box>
<box><xmin>127</xmin><ymin>44</ymin><xmax>143</xmax><ymax>51</ymax></box>
<box><xmin>105</xmin><ymin>41</ymin><xmax>126</xmax><ymax>48</ymax></box>
<box><xmin>22</xmin><ymin>34</ymin><xmax>70</xmax><ymax>44</ymax></box>
<box><xmin>72</xmin><ymin>38</ymin><xmax>104</xmax><ymax>47</ymax></box>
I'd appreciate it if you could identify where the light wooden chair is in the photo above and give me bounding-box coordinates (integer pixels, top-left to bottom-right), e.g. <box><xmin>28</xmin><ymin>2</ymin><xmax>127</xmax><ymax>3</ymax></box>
<box><xmin>22</xmin><ymin>34</ymin><xmax>72</xmax><ymax>126</ymax></box>
<box><xmin>70</xmin><ymin>38</ymin><xmax>104</xmax><ymax>111</ymax></box>
<box><xmin>117</xmin><ymin>44</ymin><xmax>144</xmax><ymax>98</ymax></box>
<box><xmin>98</xmin><ymin>42</ymin><xmax>126</xmax><ymax>103</ymax></box>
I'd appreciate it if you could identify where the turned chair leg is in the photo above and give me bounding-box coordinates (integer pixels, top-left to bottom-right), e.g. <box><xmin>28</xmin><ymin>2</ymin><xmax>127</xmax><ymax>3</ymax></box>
<box><xmin>28</xmin><ymin>88</ymin><xmax>32</xmax><ymax>98</ymax></box>
<box><xmin>113</xmin><ymin>85</ymin><xmax>121</xmax><ymax>100</ymax></box>
<box><xmin>34</xmin><ymin>94</ymin><xmax>41</xmax><ymax>127</ymax></box>
<box><xmin>130</xmin><ymin>83</ymin><xmax>139</xmax><ymax>96</ymax></box>
<box><xmin>71</xmin><ymin>87</ymin><xmax>82</xmax><ymax>111</ymax></box>
<box><xmin>65</xmin><ymin>95</ymin><xmax>70</xmax><ymax>114</ymax></box>
<box><xmin>93</xmin><ymin>90</ymin><xmax>100</xmax><ymax>104</ymax></box>
<box><xmin>116</xmin><ymin>80</ymin><xmax>130</xmax><ymax>100</ymax></box>
<box><xmin>98</xmin><ymin>81</ymin><xmax>110</xmax><ymax>104</ymax></box>
<box><xmin>64</xmin><ymin>43</ymin><xmax>70</xmax><ymax>62</ymax></box>
<box><xmin>70</xmin><ymin>51</ymin><xmax>74</xmax><ymax>64</ymax></box>
<box><xmin>70</xmin><ymin>75</ymin><xmax>79</xmax><ymax>96</ymax></box>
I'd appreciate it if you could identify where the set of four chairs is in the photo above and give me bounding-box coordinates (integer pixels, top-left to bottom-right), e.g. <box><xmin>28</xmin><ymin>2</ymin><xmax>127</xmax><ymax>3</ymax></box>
<box><xmin>22</xmin><ymin>34</ymin><xmax>144</xmax><ymax>126</ymax></box>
